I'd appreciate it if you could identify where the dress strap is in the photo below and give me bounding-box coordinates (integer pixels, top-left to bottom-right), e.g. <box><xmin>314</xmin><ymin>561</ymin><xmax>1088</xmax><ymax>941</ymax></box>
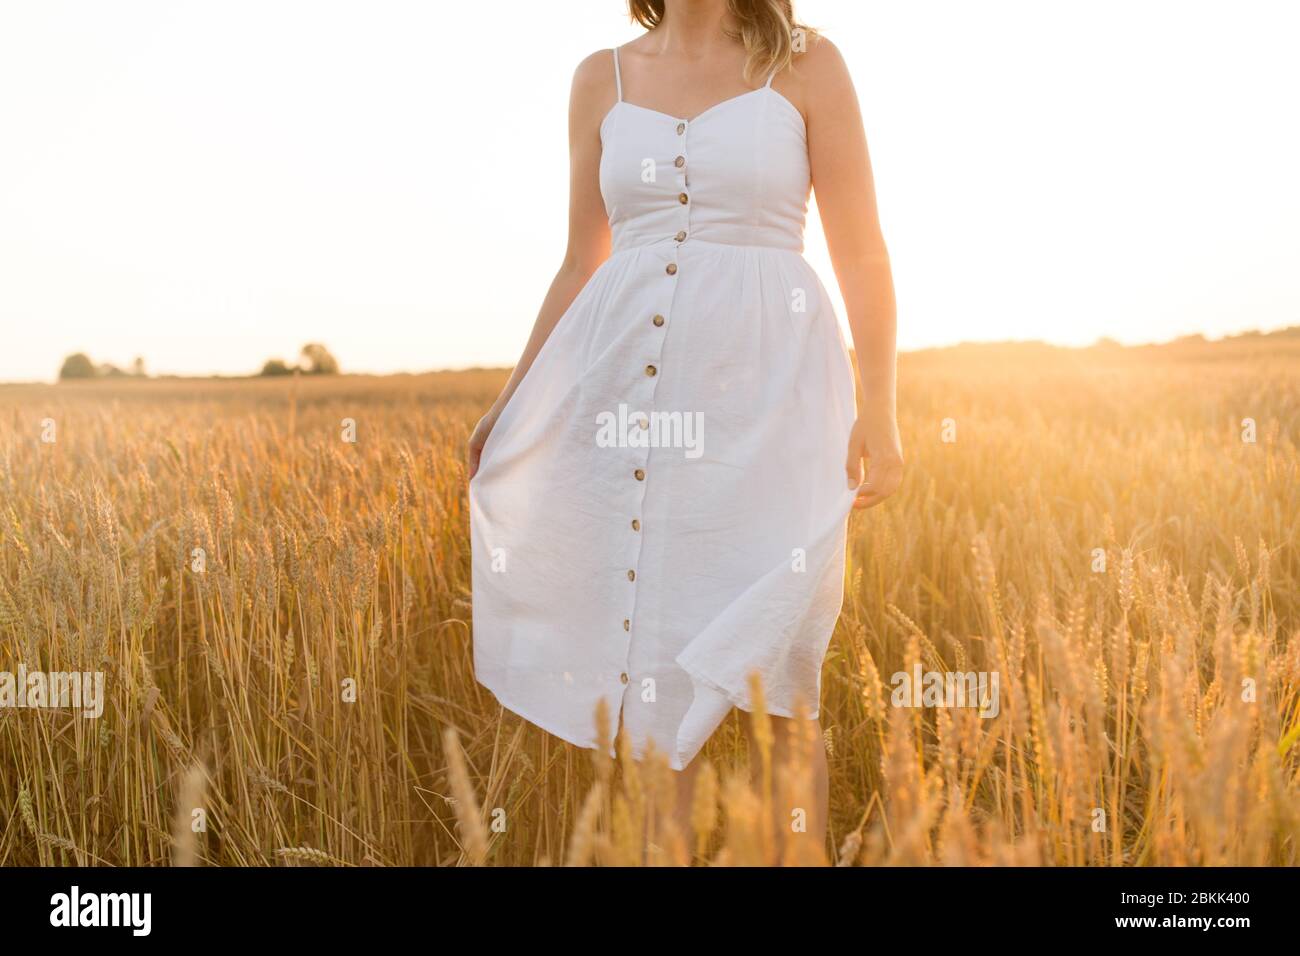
<box><xmin>612</xmin><ymin>46</ymin><xmax>624</xmax><ymax>102</ymax></box>
<box><xmin>763</xmin><ymin>68</ymin><xmax>776</xmax><ymax>89</ymax></box>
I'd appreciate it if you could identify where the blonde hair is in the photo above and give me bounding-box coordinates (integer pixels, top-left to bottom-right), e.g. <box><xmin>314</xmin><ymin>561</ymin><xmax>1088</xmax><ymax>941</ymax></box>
<box><xmin>627</xmin><ymin>0</ymin><xmax>816</xmax><ymax>83</ymax></box>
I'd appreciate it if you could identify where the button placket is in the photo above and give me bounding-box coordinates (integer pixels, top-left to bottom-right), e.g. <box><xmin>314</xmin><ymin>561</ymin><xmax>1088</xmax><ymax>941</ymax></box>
<box><xmin>620</xmin><ymin>114</ymin><xmax>691</xmax><ymax>697</ymax></box>
<box><xmin>674</xmin><ymin>118</ymin><xmax>691</xmax><ymax>245</ymax></box>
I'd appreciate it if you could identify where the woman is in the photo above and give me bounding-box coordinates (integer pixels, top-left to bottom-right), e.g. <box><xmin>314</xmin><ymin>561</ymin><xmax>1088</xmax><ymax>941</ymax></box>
<box><xmin>468</xmin><ymin>0</ymin><xmax>901</xmax><ymax>848</ymax></box>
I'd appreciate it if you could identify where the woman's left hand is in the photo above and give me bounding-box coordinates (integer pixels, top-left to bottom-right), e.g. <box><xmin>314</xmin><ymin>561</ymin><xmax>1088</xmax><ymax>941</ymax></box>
<box><xmin>845</xmin><ymin>417</ymin><xmax>904</xmax><ymax>509</ymax></box>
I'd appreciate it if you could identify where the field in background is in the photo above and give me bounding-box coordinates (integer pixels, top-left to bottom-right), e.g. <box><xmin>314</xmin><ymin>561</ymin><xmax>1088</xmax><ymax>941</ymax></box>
<box><xmin>1</xmin><ymin>334</ymin><xmax>1298</xmax><ymax>865</ymax></box>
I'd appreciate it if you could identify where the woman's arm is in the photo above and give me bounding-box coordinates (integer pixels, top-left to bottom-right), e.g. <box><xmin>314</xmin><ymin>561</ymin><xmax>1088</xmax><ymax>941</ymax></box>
<box><xmin>468</xmin><ymin>51</ymin><xmax>614</xmax><ymax>478</ymax></box>
<box><xmin>799</xmin><ymin>36</ymin><xmax>903</xmax><ymax>508</ymax></box>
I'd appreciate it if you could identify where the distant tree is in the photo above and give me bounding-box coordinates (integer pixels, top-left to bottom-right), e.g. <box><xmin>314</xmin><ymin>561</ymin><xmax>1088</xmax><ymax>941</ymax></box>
<box><xmin>300</xmin><ymin>343</ymin><xmax>339</xmax><ymax>375</ymax></box>
<box><xmin>131</xmin><ymin>356</ymin><xmax>147</xmax><ymax>377</ymax></box>
<box><xmin>260</xmin><ymin>358</ymin><xmax>294</xmax><ymax>377</ymax></box>
<box><xmin>59</xmin><ymin>353</ymin><xmax>96</xmax><ymax>380</ymax></box>
<box><xmin>98</xmin><ymin>363</ymin><xmax>127</xmax><ymax>378</ymax></box>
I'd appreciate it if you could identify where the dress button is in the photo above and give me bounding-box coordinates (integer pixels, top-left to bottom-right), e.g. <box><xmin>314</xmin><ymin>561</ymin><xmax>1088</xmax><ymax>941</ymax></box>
<box><xmin>652</xmin><ymin>313</ymin><xmax>665</xmax><ymax>327</ymax></box>
<box><xmin>678</xmin><ymin>192</ymin><xmax>689</xmax><ymax>204</ymax></box>
<box><xmin>674</xmin><ymin>155</ymin><xmax>685</xmax><ymax>168</ymax></box>
<box><xmin>676</xmin><ymin>122</ymin><xmax>685</xmax><ymax>135</ymax></box>
<box><xmin>645</xmin><ymin>365</ymin><xmax>657</xmax><ymax>377</ymax></box>
<box><xmin>627</xmin><ymin>569</ymin><xmax>636</xmax><ymax>582</ymax></box>
<box><xmin>631</xmin><ymin>518</ymin><xmax>641</xmax><ymax>531</ymax></box>
<box><xmin>620</xmin><ymin>672</ymin><xmax>630</xmax><ymax>684</ymax></box>
<box><xmin>623</xmin><ymin>619</ymin><xmax>630</xmax><ymax>631</ymax></box>
<box><xmin>666</xmin><ymin>263</ymin><xmax>677</xmax><ymax>275</ymax></box>
<box><xmin>634</xmin><ymin>468</ymin><xmax>645</xmax><ymax>480</ymax></box>
<box><xmin>675</xmin><ymin>230</ymin><xmax>687</xmax><ymax>242</ymax></box>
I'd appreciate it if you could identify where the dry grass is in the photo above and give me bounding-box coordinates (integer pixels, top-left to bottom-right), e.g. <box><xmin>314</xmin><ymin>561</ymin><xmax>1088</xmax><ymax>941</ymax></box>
<box><xmin>1</xmin><ymin>338</ymin><xmax>1298</xmax><ymax>866</ymax></box>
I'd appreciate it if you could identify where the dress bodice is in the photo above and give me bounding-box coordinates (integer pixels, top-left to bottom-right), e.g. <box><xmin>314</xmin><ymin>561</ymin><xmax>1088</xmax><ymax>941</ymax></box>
<box><xmin>598</xmin><ymin>54</ymin><xmax>810</xmax><ymax>254</ymax></box>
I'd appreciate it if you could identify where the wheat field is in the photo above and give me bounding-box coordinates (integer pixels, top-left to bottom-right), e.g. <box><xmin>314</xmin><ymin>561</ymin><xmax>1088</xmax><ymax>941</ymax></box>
<box><xmin>1</xmin><ymin>334</ymin><xmax>1298</xmax><ymax>866</ymax></box>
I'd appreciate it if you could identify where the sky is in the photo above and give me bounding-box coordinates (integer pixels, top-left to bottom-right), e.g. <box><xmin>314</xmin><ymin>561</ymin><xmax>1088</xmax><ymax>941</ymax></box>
<box><xmin>1</xmin><ymin>0</ymin><xmax>1297</xmax><ymax>381</ymax></box>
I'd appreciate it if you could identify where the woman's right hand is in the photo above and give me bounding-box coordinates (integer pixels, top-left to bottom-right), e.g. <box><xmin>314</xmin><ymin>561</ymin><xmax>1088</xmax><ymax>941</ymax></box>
<box><xmin>467</xmin><ymin>409</ymin><xmax>500</xmax><ymax>480</ymax></box>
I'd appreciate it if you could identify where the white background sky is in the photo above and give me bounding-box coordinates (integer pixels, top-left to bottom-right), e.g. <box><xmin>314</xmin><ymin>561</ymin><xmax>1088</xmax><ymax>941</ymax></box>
<box><xmin>1</xmin><ymin>0</ymin><xmax>1297</xmax><ymax>381</ymax></box>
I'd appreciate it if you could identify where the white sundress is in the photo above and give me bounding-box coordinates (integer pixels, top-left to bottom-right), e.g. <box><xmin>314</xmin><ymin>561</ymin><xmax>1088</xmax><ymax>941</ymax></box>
<box><xmin>470</xmin><ymin>47</ymin><xmax>859</xmax><ymax>770</ymax></box>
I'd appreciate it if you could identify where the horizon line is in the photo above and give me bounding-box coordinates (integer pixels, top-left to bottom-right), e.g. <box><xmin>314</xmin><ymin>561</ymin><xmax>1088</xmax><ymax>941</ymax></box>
<box><xmin>4</xmin><ymin>324</ymin><xmax>1296</xmax><ymax>387</ymax></box>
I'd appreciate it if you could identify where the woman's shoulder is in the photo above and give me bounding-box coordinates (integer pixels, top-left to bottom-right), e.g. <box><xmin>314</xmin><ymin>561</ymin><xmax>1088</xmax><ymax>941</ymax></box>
<box><xmin>778</xmin><ymin>32</ymin><xmax>853</xmax><ymax>113</ymax></box>
<box><xmin>572</xmin><ymin>48</ymin><xmax>616</xmax><ymax>90</ymax></box>
<box><xmin>790</xmin><ymin>32</ymin><xmax>850</xmax><ymax>87</ymax></box>
<box><xmin>572</xmin><ymin>46</ymin><xmax>626</xmax><ymax>107</ymax></box>
<box><xmin>567</xmin><ymin>48</ymin><xmax>621</xmax><ymax>125</ymax></box>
